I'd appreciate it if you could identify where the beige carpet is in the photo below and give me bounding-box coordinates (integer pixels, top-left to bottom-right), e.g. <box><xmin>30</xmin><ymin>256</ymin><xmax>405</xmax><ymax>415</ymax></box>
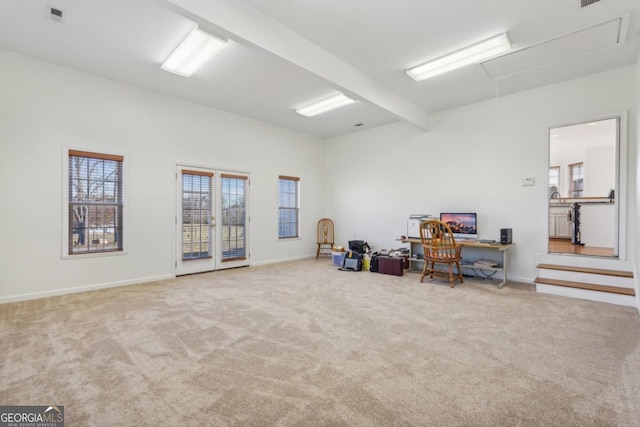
<box><xmin>1</xmin><ymin>259</ymin><xmax>639</xmax><ymax>426</ymax></box>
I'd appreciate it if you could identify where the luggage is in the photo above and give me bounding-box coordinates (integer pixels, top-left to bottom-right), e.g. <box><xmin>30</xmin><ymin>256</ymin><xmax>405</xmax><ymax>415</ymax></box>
<box><xmin>370</xmin><ymin>253</ymin><xmax>380</xmax><ymax>273</ymax></box>
<box><xmin>377</xmin><ymin>256</ymin><xmax>404</xmax><ymax>276</ymax></box>
<box><xmin>341</xmin><ymin>251</ymin><xmax>363</xmax><ymax>271</ymax></box>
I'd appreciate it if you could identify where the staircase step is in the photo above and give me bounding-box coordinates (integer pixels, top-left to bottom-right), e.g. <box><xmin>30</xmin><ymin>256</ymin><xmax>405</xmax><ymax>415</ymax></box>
<box><xmin>534</xmin><ymin>277</ymin><xmax>636</xmax><ymax>296</ymax></box>
<box><xmin>536</xmin><ymin>263</ymin><xmax>633</xmax><ymax>278</ymax></box>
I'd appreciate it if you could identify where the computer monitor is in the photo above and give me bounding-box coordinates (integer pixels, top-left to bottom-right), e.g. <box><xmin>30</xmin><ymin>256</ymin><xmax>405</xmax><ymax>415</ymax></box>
<box><xmin>439</xmin><ymin>212</ymin><xmax>478</xmax><ymax>240</ymax></box>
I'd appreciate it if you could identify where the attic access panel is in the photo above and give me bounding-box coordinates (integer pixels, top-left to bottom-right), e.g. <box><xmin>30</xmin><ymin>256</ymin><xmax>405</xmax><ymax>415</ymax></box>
<box><xmin>481</xmin><ymin>17</ymin><xmax>625</xmax><ymax>80</ymax></box>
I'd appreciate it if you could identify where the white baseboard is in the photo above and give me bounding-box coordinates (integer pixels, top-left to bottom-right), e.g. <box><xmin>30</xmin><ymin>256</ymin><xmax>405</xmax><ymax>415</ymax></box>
<box><xmin>251</xmin><ymin>254</ymin><xmax>315</xmax><ymax>267</ymax></box>
<box><xmin>0</xmin><ymin>274</ymin><xmax>174</xmax><ymax>305</ymax></box>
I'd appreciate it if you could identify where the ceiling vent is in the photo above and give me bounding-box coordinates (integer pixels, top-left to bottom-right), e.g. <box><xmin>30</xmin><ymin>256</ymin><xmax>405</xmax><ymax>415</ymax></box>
<box><xmin>47</xmin><ymin>4</ymin><xmax>64</xmax><ymax>22</ymax></box>
<box><xmin>580</xmin><ymin>0</ymin><xmax>601</xmax><ymax>8</ymax></box>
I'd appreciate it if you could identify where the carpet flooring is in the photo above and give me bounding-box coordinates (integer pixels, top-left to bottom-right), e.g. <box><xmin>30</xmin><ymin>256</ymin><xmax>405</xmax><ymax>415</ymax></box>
<box><xmin>1</xmin><ymin>259</ymin><xmax>639</xmax><ymax>426</ymax></box>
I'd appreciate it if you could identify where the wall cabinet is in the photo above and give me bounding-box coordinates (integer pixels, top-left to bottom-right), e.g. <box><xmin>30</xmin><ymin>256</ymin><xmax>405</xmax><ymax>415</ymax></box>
<box><xmin>549</xmin><ymin>208</ymin><xmax>572</xmax><ymax>239</ymax></box>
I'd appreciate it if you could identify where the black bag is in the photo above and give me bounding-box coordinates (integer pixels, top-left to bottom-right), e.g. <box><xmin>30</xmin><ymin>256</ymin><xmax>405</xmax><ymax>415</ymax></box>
<box><xmin>341</xmin><ymin>251</ymin><xmax>363</xmax><ymax>271</ymax></box>
<box><xmin>370</xmin><ymin>253</ymin><xmax>379</xmax><ymax>273</ymax></box>
<box><xmin>348</xmin><ymin>240</ymin><xmax>370</xmax><ymax>254</ymax></box>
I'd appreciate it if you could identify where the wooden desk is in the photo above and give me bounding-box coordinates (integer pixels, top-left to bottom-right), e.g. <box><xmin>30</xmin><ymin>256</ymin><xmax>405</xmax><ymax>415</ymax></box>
<box><xmin>401</xmin><ymin>238</ymin><xmax>514</xmax><ymax>288</ymax></box>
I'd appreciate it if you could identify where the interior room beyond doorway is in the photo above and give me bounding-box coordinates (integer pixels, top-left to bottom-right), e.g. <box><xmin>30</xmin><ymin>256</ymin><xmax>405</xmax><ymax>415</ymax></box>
<box><xmin>548</xmin><ymin>117</ymin><xmax>619</xmax><ymax>258</ymax></box>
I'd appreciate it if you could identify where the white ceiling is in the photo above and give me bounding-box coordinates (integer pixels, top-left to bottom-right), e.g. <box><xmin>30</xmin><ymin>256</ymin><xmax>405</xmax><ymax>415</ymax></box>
<box><xmin>551</xmin><ymin>117</ymin><xmax>617</xmax><ymax>151</ymax></box>
<box><xmin>1</xmin><ymin>0</ymin><xmax>639</xmax><ymax>138</ymax></box>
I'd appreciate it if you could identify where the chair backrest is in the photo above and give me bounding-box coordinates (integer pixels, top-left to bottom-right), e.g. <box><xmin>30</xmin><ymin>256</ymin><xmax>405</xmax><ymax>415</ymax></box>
<box><xmin>420</xmin><ymin>219</ymin><xmax>459</xmax><ymax>260</ymax></box>
<box><xmin>317</xmin><ymin>218</ymin><xmax>335</xmax><ymax>245</ymax></box>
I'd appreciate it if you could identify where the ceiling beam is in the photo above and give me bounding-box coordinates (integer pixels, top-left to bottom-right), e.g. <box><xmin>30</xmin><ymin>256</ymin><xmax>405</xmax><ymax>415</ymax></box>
<box><xmin>167</xmin><ymin>0</ymin><xmax>430</xmax><ymax>131</ymax></box>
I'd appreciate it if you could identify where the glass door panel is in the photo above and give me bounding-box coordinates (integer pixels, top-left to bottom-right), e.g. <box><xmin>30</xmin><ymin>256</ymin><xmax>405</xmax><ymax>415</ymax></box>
<box><xmin>176</xmin><ymin>167</ymin><xmax>216</xmax><ymax>275</ymax></box>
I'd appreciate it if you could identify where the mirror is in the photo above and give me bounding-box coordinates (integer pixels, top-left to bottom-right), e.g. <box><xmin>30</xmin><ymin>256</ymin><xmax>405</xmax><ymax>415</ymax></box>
<box><xmin>548</xmin><ymin>118</ymin><xmax>618</xmax><ymax>257</ymax></box>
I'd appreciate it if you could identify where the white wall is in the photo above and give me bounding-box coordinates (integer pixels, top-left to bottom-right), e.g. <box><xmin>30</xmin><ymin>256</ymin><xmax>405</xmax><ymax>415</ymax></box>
<box><xmin>636</xmin><ymin>51</ymin><xmax>640</xmax><ymax>311</ymax></box>
<box><xmin>0</xmin><ymin>49</ymin><xmax>324</xmax><ymax>302</ymax></box>
<box><xmin>585</xmin><ymin>145</ymin><xmax>615</xmax><ymax>196</ymax></box>
<box><xmin>550</xmin><ymin>139</ymin><xmax>615</xmax><ymax>197</ymax></box>
<box><xmin>324</xmin><ymin>66</ymin><xmax>637</xmax><ymax>283</ymax></box>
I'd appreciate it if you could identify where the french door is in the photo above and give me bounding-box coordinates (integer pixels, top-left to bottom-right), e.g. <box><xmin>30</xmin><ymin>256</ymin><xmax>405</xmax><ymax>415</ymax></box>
<box><xmin>176</xmin><ymin>166</ymin><xmax>250</xmax><ymax>275</ymax></box>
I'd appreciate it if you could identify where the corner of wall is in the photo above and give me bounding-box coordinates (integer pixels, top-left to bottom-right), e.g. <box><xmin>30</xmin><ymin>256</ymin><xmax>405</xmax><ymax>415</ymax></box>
<box><xmin>635</xmin><ymin>53</ymin><xmax>640</xmax><ymax>313</ymax></box>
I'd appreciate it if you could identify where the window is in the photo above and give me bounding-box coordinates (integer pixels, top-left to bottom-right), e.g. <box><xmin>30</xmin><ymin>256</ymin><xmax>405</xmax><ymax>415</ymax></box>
<box><xmin>569</xmin><ymin>162</ymin><xmax>584</xmax><ymax>197</ymax></box>
<box><xmin>278</xmin><ymin>176</ymin><xmax>299</xmax><ymax>238</ymax></box>
<box><xmin>549</xmin><ymin>166</ymin><xmax>560</xmax><ymax>197</ymax></box>
<box><xmin>68</xmin><ymin>150</ymin><xmax>123</xmax><ymax>254</ymax></box>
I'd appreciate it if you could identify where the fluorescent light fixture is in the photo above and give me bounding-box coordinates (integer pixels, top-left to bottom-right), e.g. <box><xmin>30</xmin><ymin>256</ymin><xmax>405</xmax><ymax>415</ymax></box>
<box><xmin>296</xmin><ymin>93</ymin><xmax>356</xmax><ymax>117</ymax></box>
<box><xmin>162</xmin><ymin>25</ymin><xmax>227</xmax><ymax>77</ymax></box>
<box><xmin>407</xmin><ymin>33</ymin><xmax>512</xmax><ymax>81</ymax></box>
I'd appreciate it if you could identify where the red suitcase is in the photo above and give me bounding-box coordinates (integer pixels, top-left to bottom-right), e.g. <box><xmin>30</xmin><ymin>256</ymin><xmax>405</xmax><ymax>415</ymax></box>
<box><xmin>377</xmin><ymin>256</ymin><xmax>404</xmax><ymax>276</ymax></box>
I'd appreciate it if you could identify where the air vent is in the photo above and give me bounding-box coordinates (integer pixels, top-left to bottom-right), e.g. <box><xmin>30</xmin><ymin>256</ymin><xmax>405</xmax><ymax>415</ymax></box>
<box><xmin>46</xmin><ymin>4</ymin><xmax>64</xmax><ymax>22</ymax></box>
<box><xmin>580</xmin><ymin>0</ymin><xmax>601</xmax><ymax>8</ymax></box>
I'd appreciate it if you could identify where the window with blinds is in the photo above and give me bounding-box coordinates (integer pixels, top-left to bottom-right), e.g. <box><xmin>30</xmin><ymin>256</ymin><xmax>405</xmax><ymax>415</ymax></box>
<box><xmin>569</xmin><ymin>162</ymin><xmax>584</xmax><ymax>197</ymax></box>
<box><xmin>221</xmin><ymin>174</ymin><xmax>247</xmax><ymax>261</ymax></box>
<box><xmin>278</xmin><ymin>176</ymin><xmax>299</xmax><ymax>239</ymax></box>
<box><xmin>182</xmin><ymin>170</ymin><xmax>213</xmax><ymax>260</ymax></box>
<box><xmin>68</xmin><ymin>150</ymin><xmax>123</xmax><ymax>255</ymax></box>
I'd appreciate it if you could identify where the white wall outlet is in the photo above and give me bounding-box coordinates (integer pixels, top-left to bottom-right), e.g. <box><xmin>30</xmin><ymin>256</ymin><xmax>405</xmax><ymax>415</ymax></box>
<box><xmin>521</xmin><ymin>177</ymin><xmax>535</xmax><ymax>186</ymax></box>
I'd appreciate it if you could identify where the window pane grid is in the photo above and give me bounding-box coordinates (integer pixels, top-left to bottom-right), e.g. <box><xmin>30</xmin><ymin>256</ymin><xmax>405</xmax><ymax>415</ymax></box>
<box><xmin>570</xmin><ymin>163</ymin><xmax>584</xmax><ymax>197</ymax></box>
<box><xmin>221</xmin><ymin>176</ymin><xmax>247</xmax><ymax>260</ymax></box>
<box><xmin>278</xmin><ymin>177</ymin><xmax>299</xmax><ymax>238</ymax></box>
<box><xmin>69</xmin><ymin>153</ymin><xmax>123</xmax><ymax>255</ymax></box>
<box><xmin>182</xmin><ymin>173</ymin><xmax>212</xmax><ymax>260</ymax></box>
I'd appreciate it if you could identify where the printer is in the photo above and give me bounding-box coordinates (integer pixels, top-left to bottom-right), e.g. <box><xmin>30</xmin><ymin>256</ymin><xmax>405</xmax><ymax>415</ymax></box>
<box><xmin>407</xmin><ymin>214</ymin><xmax>433</xmax><ymax>238</ymax></box>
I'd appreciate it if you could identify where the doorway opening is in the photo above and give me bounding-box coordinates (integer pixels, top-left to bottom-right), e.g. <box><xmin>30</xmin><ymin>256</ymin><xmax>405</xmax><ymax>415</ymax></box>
<box><xmin>548</xmin><ymin>117</ymin><xmax>621</xmax><ymax>258</ymax></box>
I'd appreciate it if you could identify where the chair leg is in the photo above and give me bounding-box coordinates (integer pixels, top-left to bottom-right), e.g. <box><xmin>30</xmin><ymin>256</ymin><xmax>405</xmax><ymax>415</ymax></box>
<box><xmin>315</xmin><ymin>244</ymin><xmax>320</xmax><ymax>260</ymax></box>
<box><xmin>448</xmin><ymin>264</ymin><xmax>455</xmax><ymax>288</ymax></box>
<box><xmin>456</xmin><ymin>261</ymin><xmax>464</xmax><ymax>284</ymax></box>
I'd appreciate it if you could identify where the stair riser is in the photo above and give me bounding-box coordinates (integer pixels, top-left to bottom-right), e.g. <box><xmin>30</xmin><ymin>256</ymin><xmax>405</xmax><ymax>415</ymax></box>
<box><xmin>537</xmin><ymin>269</ymin><xmax>635</xmax><ymax>288</ymax></box>
<box><xmin>536</xmin><ymin>253</ymin><xmax>633</xmax><ymax>271</ymax></box>
<box><xmin>536</xmin><ymin>284</ymin><xmax>637</xmax><ymax>307</ymax></box>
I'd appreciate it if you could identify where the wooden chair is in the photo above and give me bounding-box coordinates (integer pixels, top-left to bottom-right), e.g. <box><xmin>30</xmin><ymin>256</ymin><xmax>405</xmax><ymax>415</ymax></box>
<box><xmin>316</xmin><ymin>218</ymin><xmax>335</xmax><ymax>260</ymax></box>
<box><xmin>419</xmin><ymin>219</ymin><xmax>464</xmax><ymax>287</ymax></box>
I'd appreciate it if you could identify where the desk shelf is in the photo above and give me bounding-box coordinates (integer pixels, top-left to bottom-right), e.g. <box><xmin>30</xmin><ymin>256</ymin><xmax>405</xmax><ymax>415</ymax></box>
<box><xmin>402</xmin><ymin>238</ymin><xmax>513</xmax><ymax>288</ymax></box>
<box><xmin>460</xmin><ymin>263</ymin><xmax>502</xmax><ymax>272</ymax></box>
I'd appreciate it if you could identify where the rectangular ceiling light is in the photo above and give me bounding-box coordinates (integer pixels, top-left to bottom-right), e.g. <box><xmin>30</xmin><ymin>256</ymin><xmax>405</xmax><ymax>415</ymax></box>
<box><xmin>162</xmin><ymin>25</ymin><xmax>228</xmax><ymax>78</ymax></box>
<box><xmin>295</xmin><ymin>93</ymin><xmax>356</xmax><ymax>117</ymax></box>
<box><xmin>407</xmin><ymin>33</ymin><xmax>512</xmax><ymax>81</ymax></box>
